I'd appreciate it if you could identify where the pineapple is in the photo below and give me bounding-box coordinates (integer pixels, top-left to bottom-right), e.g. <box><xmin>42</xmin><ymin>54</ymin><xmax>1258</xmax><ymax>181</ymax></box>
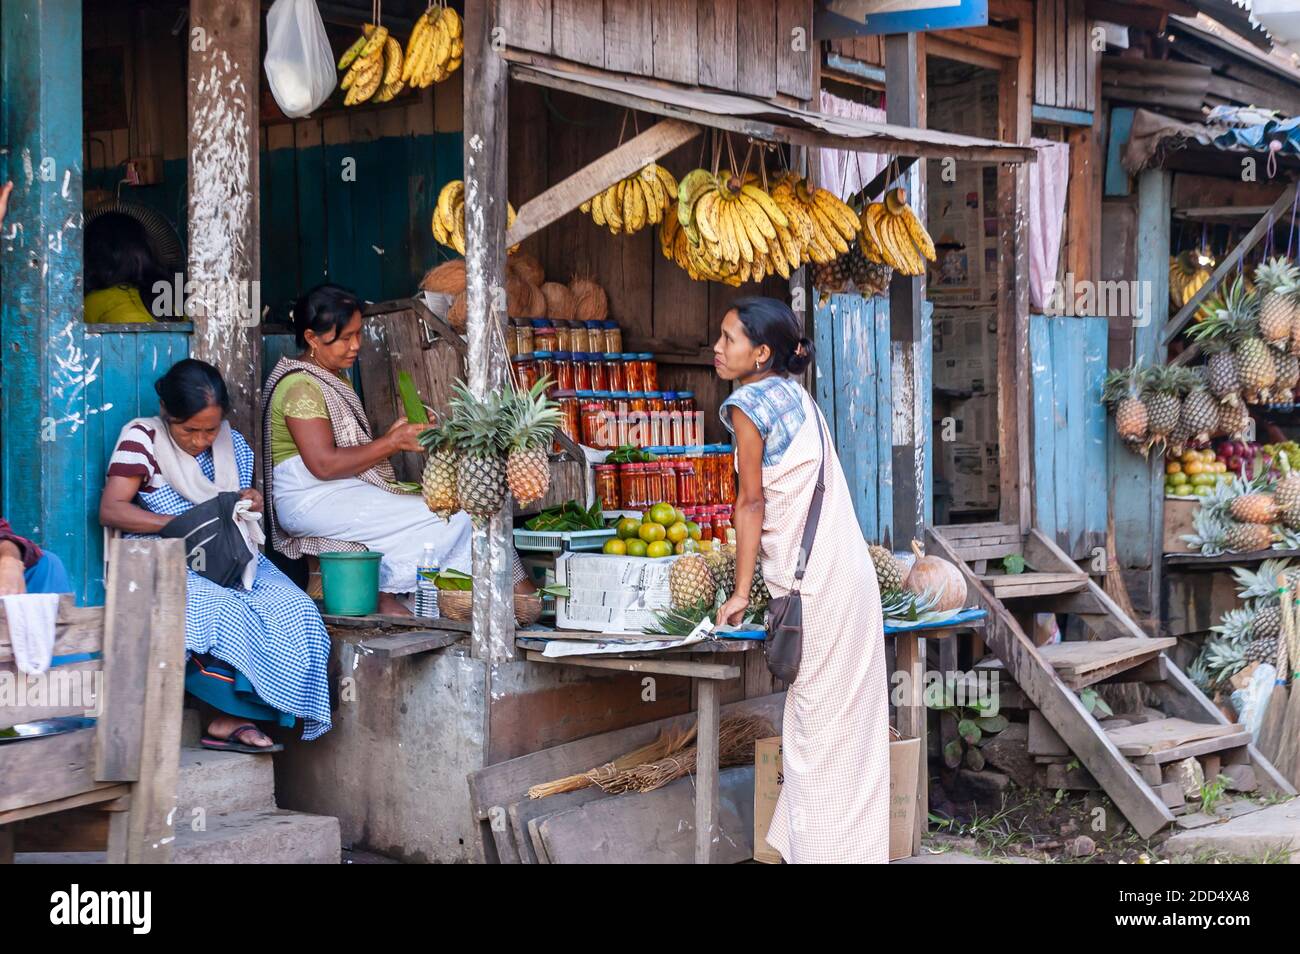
<box><xmin>1216</xmin><ymin>400</ymin><xmax>1253</xmax><ymax>441</ymax></box>
<box><xmin>1142</xmin><ymin>365</ymin><xmax>1185</xmax><ymax>454</ymax></box>
<box><xmin>749</xmin><ymin>568</ymin><xmax>772</xmax><ymax>612</ymax></box>
<box><xmin>1231</xmin><ymin>557</ymin><xmax>1293</xmax><ymax>601</ymax></box>
<box><xmin>703</xmin><ymin>546</ymin><xmax>736</xmax><ymax>597</ymax></box>
<box><xmin>1228</xmin><ymin>477</ymin><xmax>1279</xmax><ymax>524</ymax></box>
<box><xmin>1180</xmin><ymin>369</ymin><xmax>1220</xmax><ymax>446</ymax></box>
<box><xmin>1244</xmin><ymin>636</ymin><xmax>1279</xmax><ymax>664</ymax></box>
<box><xmin>1254</xmin><ymin>257</ymin><xmax>1299</xmax><ymax>349</ymax></box>
<box><xmin>418</xmin><ymin>422</ymin><xmax>460</xmax><ymax>518</ymax></box>
<box><xmin>1276</xmin><ymin>451</ymin><xmax>1300</xmax><ymax>516</ymax></box>
<box><xmin>503</xmin><ymin>376</ymin><xmax>562</xmax><ymax>508</ymax></box>
<box><xmin>669</xmin><ymin>553</ymin><xmax>717</xmax><ymax>609</ymax></box>
<box><xmin>1275</xmin><ymin>351</ymin><xmax>1300</xmax><ymax>396</ymax></box>
<box><xmin>869</xmin><ymin>543</ymin><xmax>904</xmax><ymax>593</ymax></box>
<box><xmin>1222</xmin><ymin>278</ymin><xmax>1273</xmax><ymax>402</ymax></box>
<box><xmin>448</xmin><ymin>383</ymin><xmax>509</xmax><ymax>524</ymax></box>
<box><xmin>1200</xmin><ymin>635</ymin><xmax>1247</xmax><ymax>688</ymax></box>
<box><xmin>1225</xmin><ymin>520</ymin><xmax>1275</xmax><ymax>553</ymax></box>
<box><xmin>1102</xmin><ymin>364</ymin><xmax>1150</xmax><ymax>452</ymax></box>
<box><xmin>1189</xmin><ymin>288</ymin><xmax>1245</xmax><ymax>405</ymax></box>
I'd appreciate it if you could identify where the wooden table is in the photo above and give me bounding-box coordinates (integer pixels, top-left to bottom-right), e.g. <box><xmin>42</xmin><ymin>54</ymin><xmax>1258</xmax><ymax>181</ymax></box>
<box><xmin>885</xmin><ymin>616</ymin><xmax>987</xmax><ymax>857</ymax></box>
<box><xmin>516</xmin><ymin>634</ymin><xmax>761</xmax><ymax>864</ymax></box>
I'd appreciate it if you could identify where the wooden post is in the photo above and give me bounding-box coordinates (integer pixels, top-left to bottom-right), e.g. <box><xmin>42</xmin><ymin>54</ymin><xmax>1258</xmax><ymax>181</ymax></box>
<box><xmin>0</xmin><ymin>0</ymin><xmax>86</xmax><ymax>599</ymax></box>
<box><xmin>463</xmin><ymin>0</ymin><xmax>517</xmax><ymax>666</ymax></box>
<box><xmin>996</xmin><ymin>15</ymin><xmax>1033</xmax><ymax>532</ymax></box>
<box><xmin>695</xmin><ymin>678</ymin><xmax>720</xmax><ymax>864</ymax></box>
<box><xmin>1112</xmin><ymin>169</ymin><xmax>1171</xmax><ymax>624</ymax></box>
<box><xmin>186</xmin><ymin>0</ymin><xmax>261</xmax><ymax>447</ymax></box>
<box><xmin>885</xmin><ymin>33</ymin><xmax>927</xmax><ymax>542</ymax></box>
<box><xmin>893</xmin><ymin>633</ymin><xmax>926</xmax><ymax>856</ymax></box>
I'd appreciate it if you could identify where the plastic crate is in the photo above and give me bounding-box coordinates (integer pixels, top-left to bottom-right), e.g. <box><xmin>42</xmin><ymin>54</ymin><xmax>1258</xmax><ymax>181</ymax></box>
<box><xmin>513</xmin><ymin>527</ymin><xmax>616</xmax><ymax>553</ymax></box>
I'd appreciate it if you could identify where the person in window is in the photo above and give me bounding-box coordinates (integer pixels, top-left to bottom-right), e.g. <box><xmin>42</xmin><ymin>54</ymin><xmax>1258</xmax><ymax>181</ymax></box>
<box><xmin>262</xmin><ymin>283</ymin><xmax>536</xmax><ymax>616</ymax></box>
<box><xmin>99</xmin><ymin>358</ymin><xmax>331</xmax><ymax>750</ymax></box>
<box><xmin>714</xmin><ymin>297</ymin><xmax>890</xmax><ymax>864</ymax></box>
<box><xmin>84</xmin><ymin>211</ymin><xmax>172</xmax><ymax>324</ymax></box>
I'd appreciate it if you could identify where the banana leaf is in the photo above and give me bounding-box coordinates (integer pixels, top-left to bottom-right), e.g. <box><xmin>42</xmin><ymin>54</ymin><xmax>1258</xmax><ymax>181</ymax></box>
<box><xmin>397</xmin><ymin>371</ymin><xmax>428</xmax><ymax>425</ymax></box>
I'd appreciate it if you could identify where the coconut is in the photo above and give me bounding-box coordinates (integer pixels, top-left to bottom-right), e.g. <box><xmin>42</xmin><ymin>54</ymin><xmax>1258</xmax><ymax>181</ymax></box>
<box><xmin>509</xmin><ymin>251</ymin><xmax>545</xmax><ymax>287</ymax></box>
<box><xmin>526</xmin><ymin>282</ymin><xmax>547</xmax><ymax>318</ymax></box>
<box><xmin>904</xmin><ymin>540</ymin><xmax>967</xmax><ymax>612</ymax></box>
<box><xmin>541</xmin><ymin>281</ymin><xmax>576</xmax><ymax>319</ymax></box>
<box><xmin>447</xmin><ymin>292</ymin><xmax>468</xmax><ymax>333</ymax></box>
<box><xmin>573</xmin><ymin>282</ymin><xmax>609</xmax><ymax>323</ymax></box>
<box><xmin>421</xmin><ymin>259</ymin><xmax>466</xmax><ymax>295</ymax></box>
<box><xmin>505</xmin><ymin>276</ymin><xmax>533</xmax><ymax>319</ymax></box>
<box><xmin>569</xmin><ymin>275</ymin><xmax>600</xmax><ymax>302</ymax></box>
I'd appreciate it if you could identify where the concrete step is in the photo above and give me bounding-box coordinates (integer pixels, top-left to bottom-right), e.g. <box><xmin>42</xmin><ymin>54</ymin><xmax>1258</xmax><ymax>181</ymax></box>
<box><xmin>16</xmin><ymin>809</ymin><xmax>341</xmax><ymax>865</ymax></box>
<box><xmin>176</xmin><ymin>744</ymin><xmax>276</xmax><ymax>818</ymax></box>
<box><xmin>181</xmin><ymin>707</ymin><xmax>201</xmax><ymax>747</ymax></box>
<box><xmin>1163</xmin><ymin>797</ymin><xmax>1300</xmax><ymax>862</ymax></box>
<box><xmin>172</xmin><ymin>808</ymin><xmax>340</xmax><ymax>864</ymax></box>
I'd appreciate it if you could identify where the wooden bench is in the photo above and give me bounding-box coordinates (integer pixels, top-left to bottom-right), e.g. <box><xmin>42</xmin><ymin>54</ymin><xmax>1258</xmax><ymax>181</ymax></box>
<box><xmin>0</xmin><ymin>538</ymin><xmax>186</xmax><ymax>863</ymax></box>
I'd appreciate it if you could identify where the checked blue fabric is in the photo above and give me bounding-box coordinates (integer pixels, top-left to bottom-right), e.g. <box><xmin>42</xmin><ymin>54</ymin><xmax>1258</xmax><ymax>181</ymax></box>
<box><xmin>129</xmin><ymin>430</ymin><xmax>332</xmax><ymax>740</ymax></box>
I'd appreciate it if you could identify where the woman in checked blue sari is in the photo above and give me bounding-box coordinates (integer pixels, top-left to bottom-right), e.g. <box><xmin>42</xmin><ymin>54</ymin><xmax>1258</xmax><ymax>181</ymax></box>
<box><xmin>98</xmin><ymin>359</ymin><xmax>332</xmax><ymax>749</ymax></box>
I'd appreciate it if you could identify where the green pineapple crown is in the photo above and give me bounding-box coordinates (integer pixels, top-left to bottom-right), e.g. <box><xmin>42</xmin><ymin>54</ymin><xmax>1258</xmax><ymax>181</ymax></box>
<box><xmin>1211</xmin><ymin>606</ymin><xmax>1256</xmax><ymax>644</ymax></box>
<box><xmin>1254</xmin><ymin>256</ymin><xmax>1300</xmax><ymax>296</ymax></box>
<box><xmin>448</xmin><ymin>382</ymin><xmax>509</xmax><ymax>459</ymax></box>
<box><xmin>417</xmin><ymin>417</ymin><xmax>456</xmax><ymax>453</ymax></box>
<box><xmin>503</xmin><ymin>375</ymin><xmax>563</xmax><ymax>453</ymax></box>
<box><xmin>1230</xmin><ymin>557</ymin><xmax>1292</xmax><ymax>603</ymax></box>
<box><xmin>1188</xmin><ymin>277</ymin><xmax>1260</xmax><ymax>346</ymax></box>
<box><xmin>1101</xmin><ymin>362</ymin><xmax>1145</xmax><ymax>407</ymax></box>
<box><xmin>1143</xmin><ymin>364</ymin><xmax>1192</xmax><ymax>398</ymax></box>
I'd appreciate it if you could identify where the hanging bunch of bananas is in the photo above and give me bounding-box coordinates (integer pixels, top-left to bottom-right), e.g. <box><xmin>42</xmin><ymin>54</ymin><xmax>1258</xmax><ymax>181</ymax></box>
<box><xmin>859</xmin><ymin>188</ymin><xmax>935</xmax><ymax>277</ymax></box>
<box><xmin>403</xmin><ymin>5</ymin><xmax>464</xmax><ymax>89</ymax></box>
<box><xmin>433</xmin><ymin>180</ymin><xmax>519</xmax><ymax>255</ymax></box>
<box><xmin>668</xmin><ymin>169</ymin><xmax>794</xmax><ymax>283</ymax></box>
<box><xmin>1170</xmin><ymin>249</ymin><xmax>1215</xmax><ymax>310</ymax></box>
<box><xmin>767</xmin><ymin>172</ymin><xmax>860</xmax><ymax>266</ymax></box>
<box><xmin>338</xmin><ymin>24</ymin><xmax>397</xmax><ymax>106</ymax></box>
<box><xmin>580</xmin><ymin>164</ymin><xmax>679</xmax><ymax>236</ymax></box>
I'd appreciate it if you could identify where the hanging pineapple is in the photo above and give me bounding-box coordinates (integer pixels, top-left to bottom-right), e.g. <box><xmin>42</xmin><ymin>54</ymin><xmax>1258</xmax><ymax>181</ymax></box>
<box><xmin>502</xmin><ymin>377</ymin><xmax>562</xmax><ymax>508</ymax></box>
<box><xmin>1188</xmin><ymin>279</ymin><xmax>1254</xmax><ymax>406</ymax></box>
<box><xmin>418</xmin><ymin>421</ymin><xmax>460</xmax><ymax>518</ymax></box>
<box><xmin>447</xmin><ymin>383</ymin><xmax>510</xmax><ymax>525</ymax></box>
<box><xmin>1179</xmin><ymin>366</ymin><xmax>1220</xmax><ymax>447</ymax></box>
<box><xmin>1216</xmin><ymin>399</ymin><xmax>1254</xmax><ymax>442</ymax></box>
<box><xmin>1276</xmin><ymin>451</ymin><xmax>1300</xmax><ymax>528</ymax></box>
<box><xmin>1101</xmin><ymin>364</ymin><xmax>1150</xmax><ymax>453</ymax></box>
<box><xmin>1254</xmin><ymin>257</ymin><xmax>1300</xmax><ymax>350</ymax></box>
<box><xmin>1221</xmin><ymin>475</ymin><xmax>1279</xmax><ymax>552</ymax></box>
<box><xmin>1141</xmin><ymin>365</ymin><xmax>1187</xmax><ymax>455</ymax></box>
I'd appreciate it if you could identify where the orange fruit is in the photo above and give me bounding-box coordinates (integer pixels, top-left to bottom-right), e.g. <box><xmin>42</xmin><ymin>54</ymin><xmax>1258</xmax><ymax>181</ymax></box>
<box><xmin>649</xmin><ymin>502</ymin><xmax>677</xmax><ymax>525</ymax></box>
<box><xmin>646</xmin><ymin>540</ymin><xmax>673</xmax><ymax>558</ymax></box>
<box><xmin>625</xmin><ymin>539</ymin><xmax>648</xmax><ymax>557</ymax></box>
<box><xmin>603</xmin><ymin>538</ymin><xmax>627</xmax><ymax>555</ymax></box>
<box><xmin>616</xmin><ymin>517</ymin><xmax>642</xmax><ymax>540</ymax></box>
<box><xmin>667</xmin><ymin>522</ymin><xmax>688</xmax><ymax>543</ymax></box>
<box><xmin>638</xmin><ymin>522</ymin><xmax>667</xmax><ymax>543</ymax></box>
<box><xmin>1165</xmin><ymin>462</ymin><xmax>1181</xmax><ymax>475</ymax></box>
<box><xmin>686</xmin><ymin>521</ymin><xmax>702</xmax><ymax>541</ymax></box>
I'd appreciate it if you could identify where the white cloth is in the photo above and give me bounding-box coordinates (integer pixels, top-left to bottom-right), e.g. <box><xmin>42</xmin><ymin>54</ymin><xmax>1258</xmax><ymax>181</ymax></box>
<box><xmin>272</xmin><ymin>455</ymin><xmax>472</xmax><ymax>593</ymax></box>
<box><xmin>1028</xmin><ymin>138</ymin><xmax>1070</xmax><ymax>312</ymax></box>
<box><xmin>818</xmin><ymin>91</ymin><xmax>889</xmax><ymax>199</ymax></box>
<box><xmin>115</xmin><ymin>416</ymin><xmax>264</xmax><ymax>589</ymax></box>
<box><xmin>4</xmin><ymin>592</ymin><xmax>60</xmax><ymax>675</ymax></box>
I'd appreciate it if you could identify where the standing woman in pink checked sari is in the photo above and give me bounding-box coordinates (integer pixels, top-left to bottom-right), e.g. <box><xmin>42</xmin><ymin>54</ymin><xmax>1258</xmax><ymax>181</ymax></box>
<box><xmin>714</xmin><ymin>297</ymin><xmax>891</xmax><ymax>864</ymax></box>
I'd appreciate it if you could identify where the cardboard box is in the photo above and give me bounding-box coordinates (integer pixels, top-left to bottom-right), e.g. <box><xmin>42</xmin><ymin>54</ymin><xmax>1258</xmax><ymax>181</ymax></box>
<box><xmin>1163</xmin><ymin>497</ymin><xmax>1201</xmax><ymax>554</ymax></box>
<box><xmin>752</xmin><ymin>734</ymin><xmax>922</xmax><ymax>863</ymax></box>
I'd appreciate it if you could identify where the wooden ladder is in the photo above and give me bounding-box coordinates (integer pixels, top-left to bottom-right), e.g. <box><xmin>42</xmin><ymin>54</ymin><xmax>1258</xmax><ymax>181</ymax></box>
<box><xmin>927</xmin><ymin>524</ymin><xmax>1296</xmax><ymax>838</ymax></box>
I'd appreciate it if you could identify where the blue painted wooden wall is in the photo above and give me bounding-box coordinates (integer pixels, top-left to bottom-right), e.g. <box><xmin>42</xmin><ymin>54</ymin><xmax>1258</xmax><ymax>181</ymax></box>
<box><xmin>1030</xmin><ymin>314</ymin><xmax>1109</xmax><ymax>559</ymax></box>
<box><xmin>812</xmin><ymin>294</ymin><xmax>934</xmax><ymax>544</ymax></box>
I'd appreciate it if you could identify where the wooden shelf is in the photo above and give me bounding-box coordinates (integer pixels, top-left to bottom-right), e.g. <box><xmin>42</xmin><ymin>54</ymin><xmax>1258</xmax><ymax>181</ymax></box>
<box><xmin>1164</xmin><ymin>547</ymin><xmax>1300</xmax><ymax>567</ymax></box>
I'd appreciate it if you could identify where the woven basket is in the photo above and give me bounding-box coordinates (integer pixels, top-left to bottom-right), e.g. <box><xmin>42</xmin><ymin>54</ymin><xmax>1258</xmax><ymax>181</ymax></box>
<box><xmin>438</xmin><ymin>589</ymin><xmax>472</xmax><ymax>621</ymax></box>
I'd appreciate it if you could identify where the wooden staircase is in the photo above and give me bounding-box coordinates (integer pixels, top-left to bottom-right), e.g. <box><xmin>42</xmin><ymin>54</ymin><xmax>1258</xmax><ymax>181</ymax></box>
<box><xmin>928</xmin><ymin>524</ymin><xmax>1296</xmax><ymax>838</ymax></box>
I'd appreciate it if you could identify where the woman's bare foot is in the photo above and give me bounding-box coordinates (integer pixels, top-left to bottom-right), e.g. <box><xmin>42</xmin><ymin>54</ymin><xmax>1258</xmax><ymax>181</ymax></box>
<box><xmin>378</xmin><ymin>592</ymin><xmax>412</xmax><ymax>616</ymax></box>
<box><xmin>206</xmin><ymin>714</ymin><xmax>274</xmax><ymax>748</ymax></box>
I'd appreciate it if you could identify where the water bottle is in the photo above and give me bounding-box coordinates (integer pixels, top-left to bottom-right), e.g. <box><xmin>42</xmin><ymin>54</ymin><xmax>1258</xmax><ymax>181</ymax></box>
<box><xmin>416</xmin><ymin>544</ymin><xmax>439</xmax><ymax>618</ymax></box>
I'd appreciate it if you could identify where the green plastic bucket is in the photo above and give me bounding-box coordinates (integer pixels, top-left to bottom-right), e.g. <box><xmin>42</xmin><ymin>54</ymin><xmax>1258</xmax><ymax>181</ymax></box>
<box><xmin>318</xmin><ymin>551</ymin><xmax>383</xmax><ymax>616</ymax></box>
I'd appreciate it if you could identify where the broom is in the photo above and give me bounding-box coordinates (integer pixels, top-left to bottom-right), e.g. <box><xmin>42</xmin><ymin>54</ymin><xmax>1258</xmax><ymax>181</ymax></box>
<box><xmin>590</xmin><ymin>715</ymin><xmax>776</xmax><ymax>795</ymax></box>
<box><xmin>528</xmin><ymin>723</ymin><xmax>698</xmax><ymax>799</ymax></box>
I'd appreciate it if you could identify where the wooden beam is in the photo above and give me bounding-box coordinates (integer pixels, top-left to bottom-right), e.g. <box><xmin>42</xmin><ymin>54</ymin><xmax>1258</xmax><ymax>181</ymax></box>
<box><xmin>506</xmin><ymin>119</ymin><xmax>701</xmax><ymax>248</ymax></box>
<box><xmin>1066</xmin><ymin>48</ymin><xmax>1103</xmax><ymax>292</ymax></box>
<box><xmin>187</xmin><ymin>0</ymin><xmax>261</xmax><ymax>448</ymax></box>
<box><xmin>464</xmin><ymin>0</ymin><xmax>517</xmax><ymax>667</ymax></box>
<box><xmin>0</xmin><ymin>784</ymin><xmax>129</xmax><ymax>827</ymax></box>
<box><xmin>1164</xmin><ymin>183</ymin><xmax>1298</xmax><ymax>346</ymax></box>
<box><xmin>990</xmin><ymin>0</ymin><xmax>1034</xmax><ymax>20</ymax></box>
<box><xmin>1086</xmin><ymin>0</ymin><xmax>1168</xmax><ymax>33</ymax></box>
<box><xmin>997</xmin><ymin>15</ymin><xmax>1034</xmax><ymax>533</ymax></box>
<box><xmin>933</xmin><ymin>26</ymin><xmax>1020</xmax><ymax>60</ymax></box>
<box><xmin>924</xmin><ymin>35</ymin><xmax>1005</xmax><ymax>71</ymax></box>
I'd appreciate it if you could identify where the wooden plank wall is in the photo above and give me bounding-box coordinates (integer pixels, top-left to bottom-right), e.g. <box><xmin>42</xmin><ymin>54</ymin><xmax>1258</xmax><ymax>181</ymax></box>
<box><xmin>509</xmin><ymin>85</ymin><xmax>789</xmax><ymax>443</ymax></box>
<box><xmin>812</xmin><ymin>295</ymin><xmax>933</xmax><ymax>544</ymax></box>
<box><xmin>1028</xmin><ymin>314</ymin><xmax>1108</xmax><ymax>560</ymax></box>
<box><xmin>500</xmin><ymin>0</ymin><xmax>813</xmax><ymax>101</ymax></box>
<box><xmin>1033</xmin><ymin>0</ymin><xmax>1095</xmax><ymax>112</ymax></box>
<box><xmin>828</xmin><ymin>35</ymin><xmax>886</xmax><ymax>68</ymax></box>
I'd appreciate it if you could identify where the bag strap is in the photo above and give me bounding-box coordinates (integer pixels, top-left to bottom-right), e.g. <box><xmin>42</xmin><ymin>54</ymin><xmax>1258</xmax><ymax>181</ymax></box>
<box><xmin>791</xmin><ymin>403</ymin><xmax>828</xmax><ymax>594</ymax></box>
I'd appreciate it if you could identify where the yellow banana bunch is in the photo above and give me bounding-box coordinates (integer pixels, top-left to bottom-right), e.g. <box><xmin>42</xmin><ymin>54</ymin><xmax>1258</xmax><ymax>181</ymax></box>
<box><xmin>766</xmin><ymin>173</ymin><xmax>858</xmax><ymax>266</ymax></box>
<box><xmin>432</xmin><ymin>180</ymin><xmax>519</xmax><ymax>255</ymax></box>
<box><xmin>580</xmin><ymin>164</ymin><xmax>678</xmax><ymax>236</ymax></box>
<box><xmin>1170</xmin><ymin>251</ymin><xmax>1213</xmax><ymax>309</ymax></box>
<box><xmin>403</xmin><ymin>6</ymin><xmax>463</xmax><ymax>90</ymax></box>
<box><xmin>341</xmin><ymin>24</ymin><xmax>389</xmax><ymax>106</ymax></box>
<box><xmin>858</xmin><ymin>189</ymin><xmax>935</xmax><ymax>277</ymax></box>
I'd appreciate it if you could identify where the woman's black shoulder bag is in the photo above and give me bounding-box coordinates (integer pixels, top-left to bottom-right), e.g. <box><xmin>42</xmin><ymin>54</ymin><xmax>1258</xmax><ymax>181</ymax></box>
<box><xmin>764</xmin><ymin>408</ymin><xmax>827</xmax><ymax>683</ymax></box>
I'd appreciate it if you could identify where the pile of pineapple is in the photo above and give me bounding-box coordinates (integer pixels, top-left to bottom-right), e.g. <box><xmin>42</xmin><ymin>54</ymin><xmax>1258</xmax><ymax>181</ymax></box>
<box><xmin>419</xmin><ymin>377</ymin><xmax>562</xmax><ymax>523</ymax></box>
<box><xmin>1189</xmin><ymin>558</ymin><xmax>1294</xmax><ymax>696</ymax></box>
<box><xmin>658</xmin><ymin>540</ymin><xmax>772</xmax><ymax>634</ymax></box>
<box><xmin>1102</xmin><ymin>362</ymin><xmax>1247</xmax><ymax>458</ymax></box>
<box><xmin>1182</xmin><ymin>450</ymin><xmax>1300</xmax><ymax>555</ymax></box>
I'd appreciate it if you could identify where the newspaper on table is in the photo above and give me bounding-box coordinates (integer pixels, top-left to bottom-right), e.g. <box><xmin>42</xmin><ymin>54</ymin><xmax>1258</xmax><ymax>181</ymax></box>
<box><xmin>554</xmin><ymin>552</ymin><xmax>677</xmax><ymax>634</ymax></box>
<box><xmin>539</xmin><ymin>611</ymin><xmax>754</xmax><ymax>657</ymax></box>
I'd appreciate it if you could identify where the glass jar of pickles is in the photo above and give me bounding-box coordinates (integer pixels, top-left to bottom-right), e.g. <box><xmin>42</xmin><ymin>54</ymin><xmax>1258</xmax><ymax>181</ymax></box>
<box><xmin>676</xmin><ymin>461</ymin><xmax>697</xmax><ymax>507</ymax></box>
<box><xmin>533</xmin><ymin>319</ymin><xmax>558</xmax><ymax>354</ymax></box>
<box><xmin>553</xmin><ymin>389</ymin><xmax>580</xmax><ymax>449</ymax></box>
<box><xmin>603</xmin><ymin>320</ymin><xmax>623</xmax><ymax>353</ymax></box>
<box><xmin>647</xmin><ymin>392</ymin><xmax>667</xmax><ymax>446</ymax></box>
<box><xmin>512</xmin><ymin>355</ymin><xmax>537</xmax><ymax>392</ymax></box>
<box><xmin>603</xmin><ymin>353</ymin><xmax>626</xmax><ymax>393</ymax></box>
<box><xmin>553</xmin><ymin>351</ymin><xmax>575</xmax><ymax>391</ymax></box>
<box><xmin>572</xmin><ymin>353</ymin><xmax>592</xmax><ymax>392</ymax></box>
<box><xmin>533</xmin><ymin>351</ymin><xmax>556</xmax><ymax>392</ymax></box>
<box><xmin>621</xmin><ymin>352</ymin><xmax>644</xmax><ymax>393</ymax></box>
<box><xmin>514</xmin><ymin>319</ymin><xmax>534</xmax><ymax>356</ymax></box>
<box><xmin>555</xmin><ymin>320</ymin><xmax>574</xmax><ymax>353</ymax></box>
<box><xmin>638</xmin><ymin>353</ymin><xmax>658</xmax><ymax>392</ymax></box>
<box><xmin>610</xmin><ymin>391</ymin><xmax>630</xmax><ymax>446</ymax></box>
<box><xmin>589</xmin><ymin>353</ymin><xmax>609</xmax><ymax>392</ymax></box>
<box><xmin>594</xmin><ymin>463</ymin><xmax>619</xmax><ymax>510</ymax></box>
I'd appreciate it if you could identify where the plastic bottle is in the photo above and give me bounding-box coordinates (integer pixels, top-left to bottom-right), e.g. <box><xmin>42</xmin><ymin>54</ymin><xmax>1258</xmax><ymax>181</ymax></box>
<box><xmin>416</xmin><ymin>544</ymin><xmax>440</xmax><ymax>618</ymax></box>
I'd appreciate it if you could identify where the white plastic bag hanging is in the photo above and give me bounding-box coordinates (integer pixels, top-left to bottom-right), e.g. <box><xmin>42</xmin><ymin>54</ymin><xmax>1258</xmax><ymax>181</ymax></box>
<box><xmin>264</xmin><ymin>0</ymin><xmax>336</xmax><ymax>118</ymax></box>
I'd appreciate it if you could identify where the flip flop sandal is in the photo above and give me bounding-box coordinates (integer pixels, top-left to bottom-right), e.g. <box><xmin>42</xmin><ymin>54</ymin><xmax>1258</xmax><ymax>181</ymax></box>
<box><xmin>200</xmin><ymin>722</ymin><xmax>283</xmax><ymax>754</ymax></box>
